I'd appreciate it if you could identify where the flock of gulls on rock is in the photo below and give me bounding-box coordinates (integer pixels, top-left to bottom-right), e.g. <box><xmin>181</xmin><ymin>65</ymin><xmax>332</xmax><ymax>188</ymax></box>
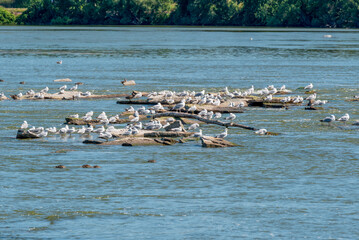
<box><xmin>0</xmin><ymin>83</ymin><xmax>92</xmax><ymax>100</ymax></box>
<box><xmin>15</xmin><ymin>82</ymin><xmax>358</xmax><ymax>142</ymax></box>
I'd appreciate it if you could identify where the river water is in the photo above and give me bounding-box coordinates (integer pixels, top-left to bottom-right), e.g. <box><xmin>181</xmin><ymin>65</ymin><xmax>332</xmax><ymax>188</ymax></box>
<box><xmin>0</xmin><ymin>26</ymin><xmax>358</xmax><ymax>239</ymax></box>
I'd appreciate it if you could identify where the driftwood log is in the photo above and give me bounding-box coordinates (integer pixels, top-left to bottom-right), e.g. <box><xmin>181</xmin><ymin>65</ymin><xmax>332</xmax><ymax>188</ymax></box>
<box><xmin>83</xmin><ymin>137</ymin><xmax>178</xmax><ymax>146</ymax></box>
<box><xmin>153</xmin><ymin>112</ymin><xmax>258</xmax><ymax>131</ymax></box>
<box><xmin>11</xmin><ymin>91</ymin><xmax>128</xmax><ymax>101</ymax></box>
<box><xmin>65</xmin><ymin>115</ymin><xmax>149</xmax><ymax>125</ymax></box>
<box><xmin>109</xmin><ymin>128</ymin><xmax>192</xmax><ymax>138</ymax></box>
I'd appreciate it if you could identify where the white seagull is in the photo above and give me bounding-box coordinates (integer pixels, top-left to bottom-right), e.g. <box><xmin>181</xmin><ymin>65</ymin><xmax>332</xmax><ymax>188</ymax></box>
<box><xmin>193</xmin><ymin>129</ymin><xmax>202</xmax><ymax>138</ymax></box>
<box><xmin>320</xmin><ymin>115</ymin><xmax>336</xmax><ymax>124</ymax></box>
<box><xmin>225</xmin><ymin>113</ymin><xmax>236</xmax><ymax>121</ymax></box>
<box><xmin>188</xmin><ymin>123</ymin><xmax>199</xmax><ymax>131</ymax></box>
<box><xmin>215</xmin><ymin>128</ymin><xmax>228</xmax><ymax>138</ymax></box>
<box><xmin>254</xmin><ymin>129</ymin><xmax>267</xmax><ymax>135</ymax></box>
<box><xmin>337</xmin><ymin>113</ymin><xmax>349</xmax><ymax>124</ymax></box>
<box><xmin>21</xmin><ymin>121</ymin><xmax>28</xmax><ymax>129</ymax></box>
<box><xmin>304</xmin><ymin>83</ymin><xmax>313</xmax><ymax>90</ymax></box>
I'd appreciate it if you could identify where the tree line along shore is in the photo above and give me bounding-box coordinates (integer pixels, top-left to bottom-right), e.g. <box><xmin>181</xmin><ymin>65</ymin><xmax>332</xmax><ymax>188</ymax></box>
<box><xmin>1</xmin><ymin>0</ymin><xmax>359</xmax><ymax>27</ymax></box>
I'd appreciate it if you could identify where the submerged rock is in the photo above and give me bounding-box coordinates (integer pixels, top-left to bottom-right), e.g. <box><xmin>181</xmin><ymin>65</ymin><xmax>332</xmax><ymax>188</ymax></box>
<box><xmin>53</xmin><ymin>78</ymin><xmax>72</xmax><ymax>82</ymax></box>
<box><xmin>121</xmin><ymin>79</ymin><xmax>136</xmax><ymax>86</ymax></box>
<box><xmin>16</xmin><ymin>129</ymin><xmax>41</xmax><ymax>139</ymax></box>
<box><xmin>82</xmin><ymin>164</ymin><xmax>93</xmax><ymax>168</ymax></box>
<box><xmin>201</xmin><ymin>136</ymin><xmax>238</xmax><ymax>148</ymax></box>
<box><xmin>55</xmin><ymin>165</ymin><xmax>66</xmax><ymax>169</ymax></box>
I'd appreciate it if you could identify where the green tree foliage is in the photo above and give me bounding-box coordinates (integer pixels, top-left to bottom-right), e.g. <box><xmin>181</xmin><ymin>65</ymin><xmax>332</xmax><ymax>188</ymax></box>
<box><xmin>14</xmin><ymin>0</ymin><xmax>359</xmax><ymax>27</ymax></box>
<box><xmin>0</xmin><ymin>7</ymin><xmax>15</xmax><ymax>24</ymax></box>
<box><xmin>0</xmin><ymin>0</ymin><xmax>31</xmax><ymax>8</ymax></box>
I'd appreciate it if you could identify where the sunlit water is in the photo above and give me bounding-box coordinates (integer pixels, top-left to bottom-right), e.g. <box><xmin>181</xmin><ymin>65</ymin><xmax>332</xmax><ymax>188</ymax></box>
<box><xmin>0</xmin><ymin>26</ymin><xmax>358</xmax><ymax>239</ymax></box>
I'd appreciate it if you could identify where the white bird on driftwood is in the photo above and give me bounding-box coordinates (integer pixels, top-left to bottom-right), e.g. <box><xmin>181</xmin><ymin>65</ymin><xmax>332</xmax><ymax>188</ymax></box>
<box><xmin>193</xmin><ymin>129</ymin><xmax>202</xmax><ymax>138</ymax></box>
<box><xmin>40</xmin><ymin>86</ymin><xmax>49</xmax><ymax>93</ymax></box>
<box><xmin>170</xmin><ymin>126</ymin><xmax>183</xmax><ymax>132</ymax></box>
<box><xmin>188</xmin><ymin>105</ymin><xmax>197</xmax><ymax>113</ymax></box>
<box><xmin>131</xmin><ymin>116</ymin><xmax>139</xmax><ymax>122</ymax></box>
<box><xmin>254</xmin><ymin>129</ymin><xmax>267</xmax><ymax>135</ymax></box>
<box><xmin>133</xmin><ymin>92</ymin><xmax>142</xmax><ymax>98</ymax></box>
<box><xmin>69</xmin><ymin>84</ymin><xmax>78</xmax><ymax>91</ymax></box>
<box><xmin>172</xmin><ymin>99</ymin><xmax>186</xmax><ymax>111</ymax></box>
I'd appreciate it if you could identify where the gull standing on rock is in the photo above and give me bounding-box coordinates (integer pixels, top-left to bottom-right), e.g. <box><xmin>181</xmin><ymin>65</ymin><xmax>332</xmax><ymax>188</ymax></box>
<box><xmin>69</xmin><ymin>114</ymin><xmax>79</xmax><ymax>118</ymax></box>
<box><xmin>59</xmin><ymin>85</ymin><xmax>67</xmax><ymax>91</ymax></box>
<box><xmin>21</xmin><ymin>121</ymin><xmax>28</xmax><ymax>129</ymax></box>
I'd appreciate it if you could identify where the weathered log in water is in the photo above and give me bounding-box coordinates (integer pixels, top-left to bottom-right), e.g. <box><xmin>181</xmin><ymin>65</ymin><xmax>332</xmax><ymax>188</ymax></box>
<box><xmin>305</xmin><ymin>106</ymin><xmax>323</xmax><ymax>110</ymax></box>
<box><xmin>201</xmin><ymin>136</ymin><xmax>238</xmax><ymax>148</ymax></box>
<box><xmin>16</xmin><ymin>129</ymin><xmax>40</xmax><ymax>139</ymax></box>
<box><xmin>110</xmin><ymin>128</ymin><xmax>192</xmax><ymax>138</ymax></box>
<box><xmin>143</xmin><ymin>131</ymin><xmax>193</xmax><ymax>138</ymax></box>
<box><xmin>153</xmin><ymin>112</ymin><xmax>258</xmax><ymax>131</ymax></box>
<box><xmin>0</xmin><ymin>96</ymin><xmax>9</xmax><ymax>101</ymax></box>
<box><xmin>173</xmin><ymin>106</ymin><xmax>244</xmax><ymax>114</ymax></box>
<box><xmin>117</xmin><ymin>100</ymin><xmax>245</xmax><ymax>113</ymax></box>
<box><xmin>11</xmin><ymin>91</ymin><xmax>128</xmax><ymax>101</ymax></box>
<box><xmin>65</xmin><ymin>118</ymin><xmax>101</xmax><ymax>125</ymax></box>
<box><xmin>65</xmin><ymin>115</ymin><xmax>149</xmax><ymax>125</ymax></box>
<box><xmin>248</xmin><ymin>98</ymin><xmax>301</xmax><ymax>108</ymax></box>
<box><xmin>117</xmin><ymin>99</ymin><xmax>157</xmax><ymax>105</ymax></box>
<box><xmin>83</xmin><ymin>137</ymin><xmax>178</xmax><ymax>146</ymax></box>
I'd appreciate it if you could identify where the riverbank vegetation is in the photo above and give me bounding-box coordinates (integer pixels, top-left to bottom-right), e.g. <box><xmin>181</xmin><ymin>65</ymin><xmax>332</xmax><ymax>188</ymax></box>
<box><xmin>1</xmin><ymin>0</ymin><xmax>359</xmax><ymax>27</ymax></box>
